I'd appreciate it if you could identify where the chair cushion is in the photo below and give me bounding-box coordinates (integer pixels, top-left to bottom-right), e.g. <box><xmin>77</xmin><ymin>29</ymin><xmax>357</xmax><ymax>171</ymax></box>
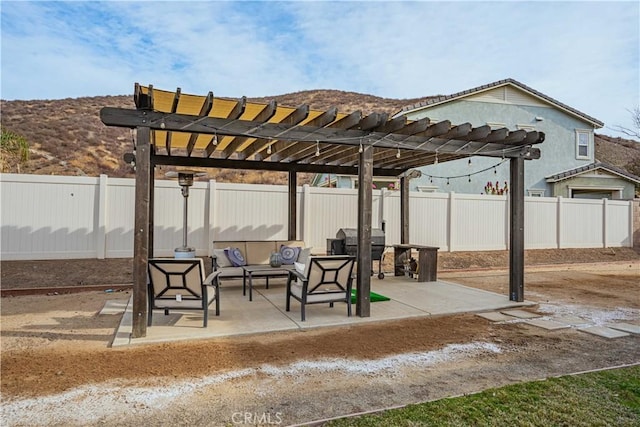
<box><xmin>245</xmin><ymin>242</ymin><xmax>276</xmax><ymax>265</ymax></box>
<box><xmin>280</xmin><ymin>245</ymin><xmax>301</xmax><ymax>265</ymax></box>
<box><xmin>294</xmin><ymin>261</ymin><xmax>306</xmax><ymax>276</ymax></box>
<box><xmin>298</xmin><ymin>247</ymin><xmax>312</xmax><ymax>265</ymax></box>
<box><xmin>213</xmin><ymin>248</ymin><xmax>233</xmax><ymax>268</ymax></box>
<box><xmin>290</xmin><ymin>282</ymin><xmax>347</xmax><ymax>303</ymax></box>
<box><xmin>225</xmin><ymin>247</ymin><xmax>246</xmax><ymax>267</ymax></box>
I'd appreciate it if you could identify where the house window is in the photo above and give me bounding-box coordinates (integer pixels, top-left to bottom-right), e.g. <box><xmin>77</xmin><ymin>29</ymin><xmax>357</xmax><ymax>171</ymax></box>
<box><xmin>527</xmin><ymin>189</ymin><xmax>545</xmax><ymax>197</ymax></box>
<box><xmin>576</xmin><ymin>130</ymin><xmax>590</xmax><ymax>159</ymax></box>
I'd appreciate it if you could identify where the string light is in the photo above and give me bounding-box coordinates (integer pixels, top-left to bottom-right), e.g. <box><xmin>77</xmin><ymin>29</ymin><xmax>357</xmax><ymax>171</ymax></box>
<box><xmin>396</xmin><ymin>147</ymin><xmax>401</xmax><ymax>158</ymax></box>
<box><xmin>446</xmin><ymin>178</ymin><xmax>450</xmax><ymax>185</ymax></box>
<box><xmin>494</xmin><ymin>166</ymin><xmax>497</xmax><ymax>174</ymax></box>
<box><xmin>212</xmin><ymin>132</ymin><xmax>218</xmax><ymax>146</ymax></box>
<box><xmin>316</xmin><ymin>140</ymin><xmax>320</xmax><ymax>156</ymax></box>
<box><xmin>468</xmin><ymin>158</ymin><xmax>472</xmax><ymax>167</ymax></box>
<box><xmin>426</xmin><ymin>158</ymin><xmax>508</xmax><ymax>182</ymax></box>
<box><xmin>359</xmin><ymin>141</ymin><xmax>363</xmax><ymax>153</ymax></box>
<box><xmin>429</xmin><ymin>176</ymin><xmax>433</xmax><ymax>183</ymax></box>
<box><xmin>267</xmin><ymin>144</ymin><xmax>272</xmax><ymax>155</ymax></box>
<box><xmin>434</xmin><ymin>151</ymin><xmax>439</xmax><ymax>165</ymax></box>
<box><xmin>160</xmin><ymin>118</ymin><xmax>166</xmax><ymax>129</ymax></box>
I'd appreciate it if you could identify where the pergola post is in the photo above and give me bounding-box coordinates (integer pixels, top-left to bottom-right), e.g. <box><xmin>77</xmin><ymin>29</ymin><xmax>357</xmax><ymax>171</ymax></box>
<box><xmin>400</xmin><ymin>176</ymin><xmax>410</xmax><ymax>244</ymax></box>
<box><xmin>148</xmin><ymin>164</ymin><xmax>155</xmax><ymax>258</ymax></box>
<box><xmin>132</xmin><ymin>126</ymin><xmax>151</xmax><ymax>338</ymax></box>
<box><xmin>509</xmin><ymin>156</ymin><xmax>525</xmax><ymax>302</ymax></box>
<box><xmin>356</xmin><ymin>145</ymin><xmax>373</xmax><ymax>317</ymax></box>
<box><xmin>288</xmin><ymin>170</ymin><xmax>297</xmax><ymax>240</ymax></box>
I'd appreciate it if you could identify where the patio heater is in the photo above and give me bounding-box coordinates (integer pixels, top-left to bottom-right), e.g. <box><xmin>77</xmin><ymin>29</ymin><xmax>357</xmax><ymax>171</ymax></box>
<box><xmin>166</xmin><ymin>170</ymin><xmax>207</xmax><ymax>258</ymax></box>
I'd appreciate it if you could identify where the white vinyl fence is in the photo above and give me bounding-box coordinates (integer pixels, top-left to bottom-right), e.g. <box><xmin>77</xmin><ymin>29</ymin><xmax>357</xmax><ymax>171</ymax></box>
<box><xmin>0</xmin><ymin>173</ymin><xmax>634</xmax><ymax>260</ymax></box>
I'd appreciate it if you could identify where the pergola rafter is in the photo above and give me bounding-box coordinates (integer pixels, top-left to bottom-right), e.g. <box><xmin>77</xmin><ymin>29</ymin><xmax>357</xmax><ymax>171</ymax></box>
<box><xmin>101</xmin><ymin>84</ymin><xmax>545</xmax><ymax>338</ymax></box>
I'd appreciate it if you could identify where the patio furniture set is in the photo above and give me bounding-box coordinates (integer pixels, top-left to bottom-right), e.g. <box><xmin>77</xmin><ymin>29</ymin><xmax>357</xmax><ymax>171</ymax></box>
<box><xmin>146</xmin><ymin>241</ymin><xmax>356</xmax><ymax>327</ymax></box>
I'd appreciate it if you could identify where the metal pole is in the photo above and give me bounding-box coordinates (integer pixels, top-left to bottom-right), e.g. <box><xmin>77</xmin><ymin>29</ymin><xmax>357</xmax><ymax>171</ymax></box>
<box><xmin>182</xmin><ymin>186</ymin><xmax>189</xmax><ymax>248</ymax></box>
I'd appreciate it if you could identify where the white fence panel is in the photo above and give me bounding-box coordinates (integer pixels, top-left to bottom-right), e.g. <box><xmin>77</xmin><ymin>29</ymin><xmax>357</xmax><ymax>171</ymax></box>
<box><xmin>0</xmin><ymin>173</ymin><xmax>634</xmax><ymax>260</ymax></box>
<box><xmin>153</xmin><ymin>181</ymin><xmax>209</xmax><ymax>257</ymax></box>
<box><xmin>213</xmin><ymin>183</ymin><xmax>290</xmax><ymax>242</ymax></box>
<box><xmin>1</xmin><ymin>174</ymin><xmax>99</xmax><ymax>260</ymax></box>
<box><xmin>606</xmin><ymin>200</ymin><xmax>632</xmax><ymax>247</ymax></box>
<box><xmin>304</xmin><ymin>187</ymin><xmax>358</xmax><ymax>252</ymax></box>
<box><xmin>453</xmin><ymin>194</ymin><xmax>507</xmax><ymax>251</ymax></box>
<box><xmin>561</xmin><ymin>199</ymin><xmax>604</xmax><ymax>247</ymax></box>
<box><xmin>524</xmin><ymin>196</ymin><xmax>558</xmax><ymax>249</ymax></box>
<box><xmin>409</xmin><ymin>192</ymin><xmax>449</xmax><ymax>250</ymax></box>
<box><xmin>105</xmin><ymin>178</ymin><xmax>135</xmax><ymax>258</ymax></box>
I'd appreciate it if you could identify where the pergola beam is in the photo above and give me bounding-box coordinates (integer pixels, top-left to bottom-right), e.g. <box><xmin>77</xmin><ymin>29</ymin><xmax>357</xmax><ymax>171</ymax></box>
<box><xmin>102</xmin><ymin>85</ymin><xmax>546</xmax><ymax>338</ymax></box>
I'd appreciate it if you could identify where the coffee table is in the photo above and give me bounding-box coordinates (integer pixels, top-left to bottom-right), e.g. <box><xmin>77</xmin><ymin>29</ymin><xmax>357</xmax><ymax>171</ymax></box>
<box><xmin>241</xmin><ymin>264</ymin><xmax>294</xmax><ymax>301</ymax></box>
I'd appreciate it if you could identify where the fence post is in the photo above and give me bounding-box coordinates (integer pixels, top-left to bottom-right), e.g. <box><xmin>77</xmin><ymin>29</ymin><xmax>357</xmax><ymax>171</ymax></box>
<box><xmin>448</xmin><ymin>191</ymin><xmax>456</xmax><ymax>252</ymax></box>
<box><xmin>505</xmin><ymin>194</ymin><xmax>510</xmax><ymax>250</ymax></box>
<box><xmin>556</xmin><ymin>196</ymin><xmax>563</xmax><ymax>249</ymax></box>
<box><xmin>379</xmin><ymin>188</ymin><xmax>386</xmax><ymax>230</ymax></box>
<box><xmin>207</xmin><ymin>179</ymin><xmax>217</xmax><ymax>256</ymax></box>
<box><xmin>97</xmin><ymin>174</ymin><xmax>108</xmax><ymax>259</ymax></box>
<box><xmin>206</xmin><ymin>179</ymin><xmax>218</xmax><ymax>256</ymax></box>
<box><xmin>302</xmin><ymin>184</ymin><xmax>311</xmax><ymax>245</ymax></box>
<box><xmin>602</xmin><ymin>198</ymin><xmax>608</xmax><ymax>248</ymax></box>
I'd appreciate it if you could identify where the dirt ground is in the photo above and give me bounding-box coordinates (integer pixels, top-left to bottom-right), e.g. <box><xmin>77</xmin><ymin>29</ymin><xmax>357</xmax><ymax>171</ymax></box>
<box><xmin>1</xmin><ymin>248</ymin><xmax>639</xmax><ymax>426</ymax></box>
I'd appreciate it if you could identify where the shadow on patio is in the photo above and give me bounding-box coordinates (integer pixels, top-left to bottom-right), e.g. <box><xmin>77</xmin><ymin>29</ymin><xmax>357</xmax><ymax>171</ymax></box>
<box><xmin>112</xmin><ymin>276</ymin><xmax>535</xmax><ymax>347</ymax></box>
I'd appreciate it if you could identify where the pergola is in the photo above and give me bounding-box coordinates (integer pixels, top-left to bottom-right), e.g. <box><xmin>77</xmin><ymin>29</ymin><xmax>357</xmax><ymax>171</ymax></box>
<box><xmin>101</xmin><ymin>84</ymin><xmax>545</xmax><ymax>338</ymax></box>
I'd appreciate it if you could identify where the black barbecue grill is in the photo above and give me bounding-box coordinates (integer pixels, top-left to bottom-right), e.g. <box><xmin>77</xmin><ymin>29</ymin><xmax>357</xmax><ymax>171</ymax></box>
<box><xmin>328</xmin><ymin>228</ymin><xmax>386</xmax><ymax>279</ymax></box>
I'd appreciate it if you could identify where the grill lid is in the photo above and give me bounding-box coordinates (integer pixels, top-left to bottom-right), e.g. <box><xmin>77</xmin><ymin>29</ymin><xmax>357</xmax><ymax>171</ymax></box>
<box><xmin>336</xmin><ymin>228</ymin><xmax>385</xmax><ymax>246</ymax></box>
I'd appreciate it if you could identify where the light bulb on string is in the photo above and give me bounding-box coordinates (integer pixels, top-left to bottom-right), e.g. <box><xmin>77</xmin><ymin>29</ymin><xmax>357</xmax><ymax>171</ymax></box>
<box><xmin>160</xmin><ymin>118</ymin><xmax>166</xmax><ymax>129</ymax></box>
<box><xmin>267</xmin><ymin>144</ymin><xmax>272</xmax><ymax>155</ymax></box>
<box><xmin>429</xmin><ymin>176</ymin><xmax>433</xmax><ymax>183</ymax></box>
<box><xmin>468</xmin><ymin>158</ymin><xmax>472</xmax><ymax>167</ymax></box>
<box><xmin>396</xmin><ymin>147</ymin><xmax>401</xmax><ymax>158</ymax></box>
<box><xmin>212</xmin><ymin>133</ymin><xmax>218</xmax><ymax>146</ymax></box>
<box><xmin>468</xmin><ymin>175</ymin><xmax>471</xmax><ymax>183</ymax></box>
<box><xmin>446</xmin><ymin>178</ymin><xmax>450</xmax><ymax>185</ymax></box>
<box><xmin>359</xmin><ymin>141</ymin><xmax>363</xmax><ymax>153</ymax></box>
<box><xmin>494</xmin><ymin>166</ymin><xmax>497</xmax><ymax>174</ymax></box>
<box><xmin>434</xmin><ymin>152</ymin><xmax>439</xmax><ymax>165</ymax></box>
<box><xmin>315</xmin><ymin>141</ymin><xmax>320</xmax><ymax>156</ymax></box>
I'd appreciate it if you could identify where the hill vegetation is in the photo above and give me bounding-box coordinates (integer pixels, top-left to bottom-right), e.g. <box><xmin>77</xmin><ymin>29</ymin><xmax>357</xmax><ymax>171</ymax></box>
<box><xmin>1</xmin><ymin>91</ymin><xmax>638</xmax><ymax>183</ymax></box>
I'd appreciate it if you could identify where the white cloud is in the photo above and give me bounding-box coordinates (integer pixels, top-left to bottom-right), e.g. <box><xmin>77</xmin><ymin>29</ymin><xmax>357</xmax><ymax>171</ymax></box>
<box><xmin>1</xmin><ymin>1</ymin><xmax>638</xmax><ymax>137</ymax></box>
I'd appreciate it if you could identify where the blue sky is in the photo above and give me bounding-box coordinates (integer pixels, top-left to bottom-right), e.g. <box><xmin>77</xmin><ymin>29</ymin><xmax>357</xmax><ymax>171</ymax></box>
<box><xmin>1</xmin><ymin>1</ymin><xmax>638</xmax><ymax>137</ymax></box>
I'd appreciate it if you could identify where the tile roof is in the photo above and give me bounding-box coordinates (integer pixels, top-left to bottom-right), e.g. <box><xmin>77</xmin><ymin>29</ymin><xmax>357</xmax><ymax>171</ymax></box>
<box><xmin>397</xmin><ymin>78</ymin><xmax>604</xmax><ymax>128</ymax></box>
<box><xmin>545</xmin><ymin>161</ymin><xmax>640</xmax><ymax>184</ymax></box>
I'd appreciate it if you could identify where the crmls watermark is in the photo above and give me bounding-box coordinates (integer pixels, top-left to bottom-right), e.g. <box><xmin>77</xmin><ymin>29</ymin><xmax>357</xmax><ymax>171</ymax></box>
<box><xmin>231</xmin><ymin>411</ymin><xmax>283</xmax><ymax>425</ymax></box>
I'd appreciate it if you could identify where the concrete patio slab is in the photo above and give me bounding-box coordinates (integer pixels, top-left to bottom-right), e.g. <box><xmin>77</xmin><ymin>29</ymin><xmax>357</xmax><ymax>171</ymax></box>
<box><xmin>475</xmin><ymin>312</ymin><xmax>517</xmax><ymax>322</ymax></box>
<box><xmin>578</xmin><ymin>326</ymin><xmax>631</xmax><ymax>339</ymax></box>
<box><xmin>605</xmin><ymin>322</ymin><xmax>640</xmax><ymax>334</ymax></box>
<box><xmin>501</xmin><ymin>309</ymin><xmax>541</xmax><ymax>319</ymax></box>
<box><xmin>525</xmin><ymin>319</ymin><xmax>571</xmax><ymax>330</ymax></box>
<box><xmin>112</xmin><ymin>276</ymin><xmax>535</xmax><ymax>347</ymax></box>
<box><xmin>98</xmin><ymin>299</ymin><xmax>128</xmax><ymax>315</ymax></box>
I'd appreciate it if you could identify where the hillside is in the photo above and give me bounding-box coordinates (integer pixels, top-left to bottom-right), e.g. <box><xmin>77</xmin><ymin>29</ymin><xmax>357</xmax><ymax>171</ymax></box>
<box><xmin>1</xmin><ymin>91</ymin><xmax>638</xmax><ymax>183</ymax></box>
<box><xmin>594</xmin><ymin>133</ymin><xmax>640</xmax><ymax>177</ymax></box>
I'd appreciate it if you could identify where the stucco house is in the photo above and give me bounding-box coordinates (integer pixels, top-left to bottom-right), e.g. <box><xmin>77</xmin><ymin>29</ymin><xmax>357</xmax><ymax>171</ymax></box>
<box><xmin>313</xmin><ymin>78</ymin><xmax>639</xmax><ymax>200</ymax></box>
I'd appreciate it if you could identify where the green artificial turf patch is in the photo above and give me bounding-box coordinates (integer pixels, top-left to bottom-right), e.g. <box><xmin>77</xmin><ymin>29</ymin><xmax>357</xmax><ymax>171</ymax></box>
<box><xmin>350</xmin><ymin>289</ymin><xmax>390</xmax><ymax>304</ymax></box>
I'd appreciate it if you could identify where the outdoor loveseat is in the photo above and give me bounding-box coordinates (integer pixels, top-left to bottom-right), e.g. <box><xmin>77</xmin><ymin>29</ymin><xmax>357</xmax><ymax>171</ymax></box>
<box><xmin>211</xmin><ymin>240</ymin><xmax>310</xmax><ymax>282</ymax></box>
